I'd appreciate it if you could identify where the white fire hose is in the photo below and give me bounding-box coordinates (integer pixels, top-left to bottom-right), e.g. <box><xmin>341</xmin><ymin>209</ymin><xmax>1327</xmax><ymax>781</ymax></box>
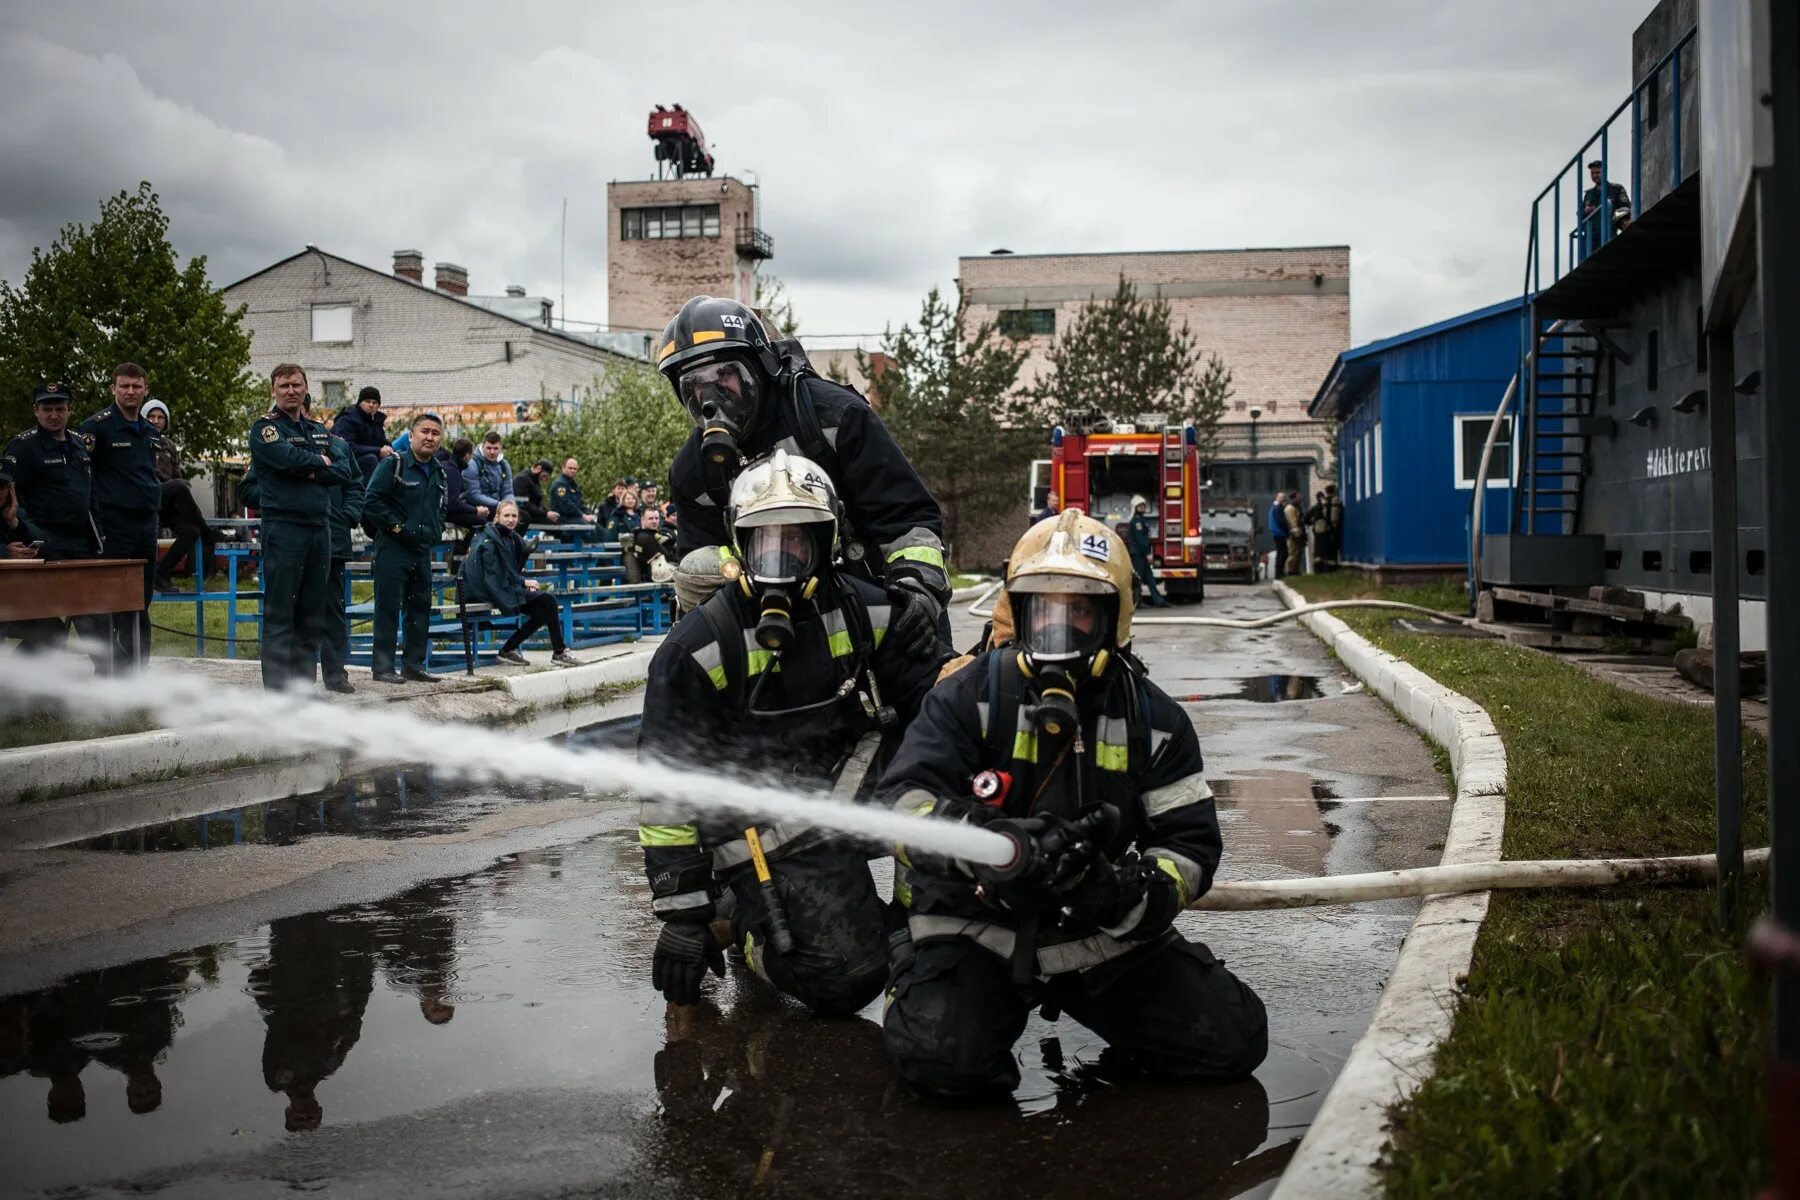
<box><xmin>965</xmin><ymin>581</ymin><xmax>1471</xmax><ymax>630</ymax></box>
<box><xmin>1192</xmin><ymin>848</ymin><xmax>1769</xmax><ymax>910</ymax></box>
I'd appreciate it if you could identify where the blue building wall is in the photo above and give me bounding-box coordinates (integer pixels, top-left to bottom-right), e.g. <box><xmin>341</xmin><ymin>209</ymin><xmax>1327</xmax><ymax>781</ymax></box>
<box><xmin>1320</xmin><ymin>300</ymin><xmax>1523</xmax><ymax>567</ymax></box>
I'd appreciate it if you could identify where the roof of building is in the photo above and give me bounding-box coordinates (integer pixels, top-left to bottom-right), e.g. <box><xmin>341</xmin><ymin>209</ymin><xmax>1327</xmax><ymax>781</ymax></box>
<box><xmin>221</xmin><ymin>248</ymin><xmax>643</xmax><ymax>362</ymax></box>
<box><xmin>1308</xmin><ymin>296</ymin><xmax>1524</xmax><ymax>420</ymax></box>
<box><xmin>958</xmin><ymin>244</ymin><xmax>1350</xmax><ymax>264</ymax></box>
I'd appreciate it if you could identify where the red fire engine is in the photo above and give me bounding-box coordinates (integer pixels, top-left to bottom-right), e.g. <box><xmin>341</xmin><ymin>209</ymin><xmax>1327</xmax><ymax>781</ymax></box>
<box><xmin>1036</xmin><ymin>417</ymin><xmax>1205</xmax><ymax>603</ymax></box>
<box><xmin>647</xmin><ymin>104</ymin><xmax>714</xmax><ymax>179</ymax></box>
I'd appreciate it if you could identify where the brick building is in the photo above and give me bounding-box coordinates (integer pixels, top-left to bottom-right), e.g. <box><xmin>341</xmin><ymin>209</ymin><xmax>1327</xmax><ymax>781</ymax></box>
<box><xmin>606</xmin><ymin>176</ymin><xmax>772</xmax><ymax>335</ymax></box>
<box><xmin>222</xmin><ymin>248</ymin><xmax>637</xmax><ymax>424</ymax></box>
<box><xmin>958</xmin><ymin>246</ymin><xmax>1350</xmax><ymax>506</ymax></box>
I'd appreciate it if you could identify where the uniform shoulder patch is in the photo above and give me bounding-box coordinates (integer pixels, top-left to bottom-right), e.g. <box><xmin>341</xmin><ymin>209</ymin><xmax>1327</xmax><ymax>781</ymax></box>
<box><xmin>259</xmin><ymin>424</ymin><xmax>280</xmax><ymax>443</ymax></box>
<box><xmin>81</xmin><ymin>432</ymin><xmax>96</xmax><ymax>450</ymax></box>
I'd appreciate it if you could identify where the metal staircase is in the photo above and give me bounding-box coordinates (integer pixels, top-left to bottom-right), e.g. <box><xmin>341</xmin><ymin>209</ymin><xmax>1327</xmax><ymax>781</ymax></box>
<box><xmin>1515</xmin><ymin>320</ymin><xmax>1607</xmax><ymax>537</ymax></box>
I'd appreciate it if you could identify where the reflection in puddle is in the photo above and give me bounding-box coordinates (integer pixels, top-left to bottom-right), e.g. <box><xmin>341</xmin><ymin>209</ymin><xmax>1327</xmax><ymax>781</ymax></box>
<box><xmin>1</xmin><ymin>838</ymin><xmax>1310</xmax><ymax>1198</ymax></box>
<box><xmin>1211</xmin><ymin>771</ymin><xmax>1338</xmax><ymax>876</ymax></box>
<box><xmin>1174</xmin><ymin>675</ymin><xmax>1326</xmax><ymax>704</ymax></box>
<box><xmin>77</xmin><ymin>766</ymin><xmax>580</xmax><ymax>854</ymax></box>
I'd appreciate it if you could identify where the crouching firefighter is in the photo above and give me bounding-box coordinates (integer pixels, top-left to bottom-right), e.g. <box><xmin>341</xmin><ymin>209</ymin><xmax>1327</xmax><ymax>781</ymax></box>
<box><xmin>637</xmin><ymin>451</ymin><xmax>940</xmax><ymax>1017</ymax></box>
<box><xmin>878</xmin><ymin>509</ymin><xmax>1268</xmax><ymax>1101</ymax></box>
<box><xmin>654</xmin><ymin>296</ymin><xmax>951</xmax><ymax>662</ymax></box>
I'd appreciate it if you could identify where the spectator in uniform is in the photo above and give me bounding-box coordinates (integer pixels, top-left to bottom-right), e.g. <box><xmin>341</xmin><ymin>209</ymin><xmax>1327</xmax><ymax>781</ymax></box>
<box><xmin>330</xmin><ymin>386</ymin><xmax>391</xmax><ymax>477</ymax></box>
<box><xmin>462</xmin><ymin>431</ymin><xmax>514</xmax><ymax>514</ymax></box>
<box><xmin>512</xmin><ymin>458</ymin><xmax>556</xmax><ymax>526</ymax></box>
<box><xmin>598</xmin><ymin>477</ymin><xmax>626</xmax><ymax>526</ymax></box>
<box><xmin>248</xmin><ymin>365</ymin><xmax>348</xmax><ymax>691</ymax></box>
<box><xmin>628</xmin><ymin>506</ymin><xmax>676</xmax><ymax>583</ymax></box>
<box><xmin>550</xmin><ymin>457</ymin><xmax>595</xmax><ymax>525</ymax></box>
<box><xmin>3</xmin><ymin>381</ymin><xmax>100</xmax><ymax>565</ymax></box>
<box><xmin>79</xmin><ymin>364</ymin><xmax>163</xmax><ymax>669</ymax></box>
<box><xmin>363</xmin><ymin>412</ymin><xmax>447</xmax><ymax>683</ymax></box>
<box><xmin>458</xmin><ymin>498</ymin><xmax>578</xmax><ymax>667</ymax></box>
<box><xmin>1579</xmin><ymin>159</ymin><xmax>1632</xmax><ymax>253</ymax></box>
<box><xmin>141</xmin><ymin>398</ymin><xmax>220</xmax><ymax>592</ymax></box>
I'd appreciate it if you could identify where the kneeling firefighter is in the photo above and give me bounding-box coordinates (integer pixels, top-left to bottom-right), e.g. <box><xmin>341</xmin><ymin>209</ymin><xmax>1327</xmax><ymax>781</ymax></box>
<box><xmin>878</xmin><ymin>509</ymin><xmax>1268</xmax><ymax>1101</ymax></box>
<box><xmin>637</xmin><ymin>451</ymin><xmax>940</xmax><ymax>1016</ymax></box>
<box><xmin>655</xmin><ymin>296</ymin><xmax>950</xmax><ymax>662</ymax></box>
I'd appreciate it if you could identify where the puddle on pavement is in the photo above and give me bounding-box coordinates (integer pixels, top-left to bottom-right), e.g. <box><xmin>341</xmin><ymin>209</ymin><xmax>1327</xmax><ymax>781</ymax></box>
<box><xmin>1</xmin><ymin>833</ymin><xmax>1329</xmax><ymax>1198</ymax></box>
<box><xmin>74</xmin><ymin>766</ymin><xmax>580</xmax><ymax>854</ymax></box>
<box><xmin>1173</xmin><ymin>675</ymin><xmax>1326</xmax><ymax>704</ymax></box>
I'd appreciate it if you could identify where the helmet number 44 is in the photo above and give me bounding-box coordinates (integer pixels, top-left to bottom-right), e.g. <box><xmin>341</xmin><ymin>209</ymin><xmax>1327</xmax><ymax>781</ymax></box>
<box><xmin>1079</xmin><ymin>532</ymin><xmax>1110</xmax><ymax>562</ymax></box>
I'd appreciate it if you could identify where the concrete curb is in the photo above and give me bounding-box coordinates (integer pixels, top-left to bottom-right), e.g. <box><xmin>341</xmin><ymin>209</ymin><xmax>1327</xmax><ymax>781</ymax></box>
<box><xmin>1268</xmin><ymin>581</ymin><xmax>1507</xmax><ymax>1200</ymax></box>
<box><xmin>500</xmin><ymin>644</ymin><xmax>658</xmax><ymax>706</ymax></box>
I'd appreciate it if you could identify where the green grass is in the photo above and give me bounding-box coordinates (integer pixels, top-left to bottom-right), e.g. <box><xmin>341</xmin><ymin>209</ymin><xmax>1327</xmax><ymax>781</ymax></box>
<box><xmin>950</xmin><ymin>572</ymin><xmax>992</xmax><ymax>590</ymax></box>
<box><xmin>1288</xmin><ymin>575</ymin><xmax>1769</xmax><ymax>1196</ymax></box>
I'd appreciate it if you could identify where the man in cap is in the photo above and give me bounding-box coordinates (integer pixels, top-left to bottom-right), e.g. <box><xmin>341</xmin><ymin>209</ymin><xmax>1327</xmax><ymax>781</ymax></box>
<box><xmin>2</xmin><ymin>382</ymin><xmax>103</xmax><ymax>653</ymax></box>
<box><xmin>79</xmin><ymin>364</ymin><xmax>163</xmax><ymax>668</ymax></box>
<box><xmin>330</xmin><ymin>385</ymin><xmax>392</xmax><ymax>477</ymax></box>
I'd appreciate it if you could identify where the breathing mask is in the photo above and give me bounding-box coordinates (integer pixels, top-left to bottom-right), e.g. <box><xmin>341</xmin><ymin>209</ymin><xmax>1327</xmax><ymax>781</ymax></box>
<box><xmin>741</xmin><ymin>523</ymin><xmax>821</xmax><ymax>651</ymax></box>
<box><xmin>726</xmin><ymin>450</ymin><xmax>841</xmax><ymax>658</ymax></box>
<box><xmin>1017</xmin><ymin>591</ymin><xmax>1113</xmax><ymax>738</ymax></box>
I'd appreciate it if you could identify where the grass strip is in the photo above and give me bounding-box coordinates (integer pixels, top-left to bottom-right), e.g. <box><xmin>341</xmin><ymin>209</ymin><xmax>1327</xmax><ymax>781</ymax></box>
<box><xmin>1288</xmin><ymin>573</ymin><xmax>1769</xmax><ymax>1196</ymax></box>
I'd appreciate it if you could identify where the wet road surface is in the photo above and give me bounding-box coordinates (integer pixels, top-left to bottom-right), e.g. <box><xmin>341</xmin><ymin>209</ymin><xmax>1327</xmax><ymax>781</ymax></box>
<box><xmin>0</xmin><ymin>584</ymin><xmax>1448</xmax><ymax>1198</ymax></box>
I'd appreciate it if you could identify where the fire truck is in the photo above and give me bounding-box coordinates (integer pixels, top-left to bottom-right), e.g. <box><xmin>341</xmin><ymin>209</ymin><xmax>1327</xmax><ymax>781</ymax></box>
<box><xmin>1032</xmin><ymin>416</ymin><xmax>1205</xmax><ymax>603</ymax></box>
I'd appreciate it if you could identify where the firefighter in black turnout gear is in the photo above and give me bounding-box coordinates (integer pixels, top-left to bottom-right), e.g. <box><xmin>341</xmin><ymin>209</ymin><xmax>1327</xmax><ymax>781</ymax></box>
<box><xmin>638</xmin><ymin>451</ymin><xmax>937</xmax><ymax>1017</ymax></box>
<box><xmin>880</xmin><ymin>510</ymin><xmax>1267</xmax><ymax>1101</ymax></box>
<box><xmin>656</xmin><ymin>296</ymin><xmax>950</xmax><ymax>661</ymax></box>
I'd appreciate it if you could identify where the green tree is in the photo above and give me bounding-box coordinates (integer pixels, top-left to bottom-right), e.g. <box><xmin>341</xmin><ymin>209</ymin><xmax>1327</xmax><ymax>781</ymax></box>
<box><xmin>753</xmin><ymin>271</ymin><xmax>799</xmax><ymax>337</ymax></box>
<box><xmin>1027</xmin><ymin>276</ymin><xmax>1233</xmax><ymax>460</ymax></box>
<box><xmin>859</xmin><ymin>287</ymin><xmax>1032</xmax><ymax>562</ymax></box>
<box><xmin>504</xmin><ymin>357</ymin><xmax>690</xmax><ymax>497</ymax></box>
<box><xmin>0</xmin><ymin>182</ymin><xmax>262</xmax><ymax>460</ymax></box>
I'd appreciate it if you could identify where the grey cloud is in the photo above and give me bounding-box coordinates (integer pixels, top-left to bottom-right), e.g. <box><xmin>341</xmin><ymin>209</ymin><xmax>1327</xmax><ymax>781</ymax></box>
<box><xmin>2</xmin><ymin>0</ymin><xmax>1658</xmax><ymax>345</ymax></box>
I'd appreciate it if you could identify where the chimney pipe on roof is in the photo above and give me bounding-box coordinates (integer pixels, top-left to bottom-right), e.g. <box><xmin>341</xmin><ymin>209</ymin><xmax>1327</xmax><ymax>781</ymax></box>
<box><xmin>435</xmin><ymin>262</ymin><xmax>469</xmax><ymax>296</ymax></box>
<box><xmin>505</xmin><ymin>285</ymin><xmax>527</xmax><ymax>298</ymax></box>
<box><xmin>393</xmin><ymin>249</ymin><xmax>424</xmax><ymax>282</ymax></box>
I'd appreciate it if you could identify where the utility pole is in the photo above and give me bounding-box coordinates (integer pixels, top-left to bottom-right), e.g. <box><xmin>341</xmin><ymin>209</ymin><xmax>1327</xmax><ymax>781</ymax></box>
<box><xmin>560</xmin><ymin>198</ymin><xmax>567</xmax><ymax>331</ymax></box>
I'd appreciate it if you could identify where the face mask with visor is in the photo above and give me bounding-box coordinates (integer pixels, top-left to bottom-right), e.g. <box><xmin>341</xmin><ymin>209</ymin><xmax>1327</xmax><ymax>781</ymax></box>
<box><xmin>1016</xmin><ymin>589</ymin><xmax>1113</xmax><ymax>739</ymax></box>
<box><xmin>677</xmin><ymin>358</ymin><xmax>763</xmax><ymax>438</ymax></box>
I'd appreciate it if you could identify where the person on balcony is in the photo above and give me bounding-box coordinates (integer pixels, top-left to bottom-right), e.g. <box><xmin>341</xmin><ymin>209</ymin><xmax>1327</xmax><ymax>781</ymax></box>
<box><xmin>1579</xmin><ymin>160</ymin><xmax>1631</xmax><ymax>254</ymax></box>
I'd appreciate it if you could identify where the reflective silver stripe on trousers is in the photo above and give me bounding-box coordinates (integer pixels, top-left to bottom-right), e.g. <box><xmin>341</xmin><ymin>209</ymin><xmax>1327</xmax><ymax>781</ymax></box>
<box><xmin>652</xmin><ymin>890</ymin><xmax>712</xmax><ymax>915</ymax></box>
<box><xmin>1142</xmin><ymin>773</ymin><xmax>1212</xmax><ymax>819</ymax></box>
<box><xmin>831</xmin><ymin>732</ymin><xmax>882</xmax><ymax>803</ymax></box>
<box><xmin>906</xmin><ymin>914</ymin><xmax>1139</xmax><ymax>975</ymax></box>
<box><xmin>1145</xmin><ymin>845</ymin><xmax>1206</xmax><ymax>899</ymax></box>
<box><xmin>711</xmin><ymin>824</ymin><xmax>809</xmax><ymax>870</ymax></box>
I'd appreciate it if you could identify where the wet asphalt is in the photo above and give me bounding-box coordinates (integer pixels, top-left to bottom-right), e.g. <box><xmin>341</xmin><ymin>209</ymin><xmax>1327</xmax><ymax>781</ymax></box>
<box><xmin>0</xmin><ymin>583</ymin><xmax>1448</xmax><ymax>1199</ymax></box>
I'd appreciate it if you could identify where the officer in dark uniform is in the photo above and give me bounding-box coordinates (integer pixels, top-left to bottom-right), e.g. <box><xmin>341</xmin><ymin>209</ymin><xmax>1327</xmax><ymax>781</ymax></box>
<box><xmin>78</xmin><ymin>364</ymin><xmax>162</xmax><ymax>668</ymax></box>
<box><xmin>548</xmin><ymin>456</ymin><xmax>594</xmax><ymax>524</ymax></box>
<box><xmin>638</xmin><ymin>452</ymin><xmax>936</xmax><ymax>1017</ymax></box>
<box><xmin>655</xmin><ymin>297</ymin><xmax>949</xmax><ymax>660</ymax></box>
<box><xmin>1</xmin><ymin>466</ymin><xmax>66</xmax><ymax>651</ymax></box>
<box><xmin>3</xmin><ymin>381</ymin><xmax>100</xmax><ymax>563</ymax></box>
<box><xmin>362</xmin><ymin>412</ymin><xmax>448</xmax><ymax>682</ymax></box>
<box><xmin>248</xmin><ymin>366</ymin><xmax>345</xmax><ymax>690</ymax></box>
<box><xmin>303</xmin><ymin>393</ymin><xmax>366</xmax><ymax>693</ymax></box>
<box><xmin>880</xmin><ymin>510</ymin><xmax>1266</xmax><ymax>1102</ymax></box>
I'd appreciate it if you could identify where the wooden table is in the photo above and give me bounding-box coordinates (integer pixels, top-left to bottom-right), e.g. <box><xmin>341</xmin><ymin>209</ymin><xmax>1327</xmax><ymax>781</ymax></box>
<box><xmin>0</xmin><ymin>559</ymin><xmax>147</xmax><ymax>621</ymax></box>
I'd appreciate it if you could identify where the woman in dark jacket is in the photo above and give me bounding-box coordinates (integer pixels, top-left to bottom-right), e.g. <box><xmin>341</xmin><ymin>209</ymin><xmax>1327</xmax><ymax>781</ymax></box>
<box><xmin>459</xmin><ymin>500</ymin><xmax>577</xmax><ymax>666</ymax></box>
<box><xmin>142</xmin><ymin>398</ymin><xmax>219</xmax><ymax>590</ymax></box>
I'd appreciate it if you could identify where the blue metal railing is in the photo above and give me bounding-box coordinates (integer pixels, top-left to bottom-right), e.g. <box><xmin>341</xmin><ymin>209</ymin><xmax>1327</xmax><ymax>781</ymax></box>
<box><xmin>1523</xmin><ymin>26</ymin><xmax>1696</xmax><ymax>301</ymax></box>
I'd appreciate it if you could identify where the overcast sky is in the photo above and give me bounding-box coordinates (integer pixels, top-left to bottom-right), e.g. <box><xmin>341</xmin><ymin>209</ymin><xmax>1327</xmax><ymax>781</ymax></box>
<box><xmin>1</xmin><ymin>0</ymin><xmax>1652</xmax><ymax>352</ymax></box>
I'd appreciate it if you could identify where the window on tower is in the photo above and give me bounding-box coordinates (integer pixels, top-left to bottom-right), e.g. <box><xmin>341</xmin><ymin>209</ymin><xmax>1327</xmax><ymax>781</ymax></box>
<box><xmin>622</xmin><ymin>204</ymin><xmax>723</xmax><ymax>241</ymax></box>
<box><xmin>997</xmin><ymin>308</ymin><xmax>1056</xmax><ymax>338</ymax></box>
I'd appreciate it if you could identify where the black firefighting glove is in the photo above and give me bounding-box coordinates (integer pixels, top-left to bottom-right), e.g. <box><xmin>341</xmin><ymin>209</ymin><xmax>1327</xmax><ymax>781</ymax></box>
<box><xmin>1064</xmin><ymin>854</ymin><xmax>1182</xmax><ymax>940</ymax></box>
<box><xmin>886</xmin><ymin>581</ymin><xmax>944</xmax><ymax>661</ymax></box>
<box><xmin>652</xmin><ymin>921</ymin><xmax>726</xmax><ymax>1006</ymax></box>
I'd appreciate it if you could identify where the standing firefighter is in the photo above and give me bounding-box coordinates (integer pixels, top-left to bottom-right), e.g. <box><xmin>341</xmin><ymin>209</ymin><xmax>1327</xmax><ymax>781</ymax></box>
<box><xmin>656</xmin><ymin>296</ymin><xmax>950</xmax><ymax>661</ymax></box>
<box><xmin>879</xmin><ymin>509</ymin><xmax>1267</xmax><ymax>1101</ymax></box>
<box><xmin>637</xmin><ymin>451</ymin><xmax>938</xmax><ymax>1016</ymax></box>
